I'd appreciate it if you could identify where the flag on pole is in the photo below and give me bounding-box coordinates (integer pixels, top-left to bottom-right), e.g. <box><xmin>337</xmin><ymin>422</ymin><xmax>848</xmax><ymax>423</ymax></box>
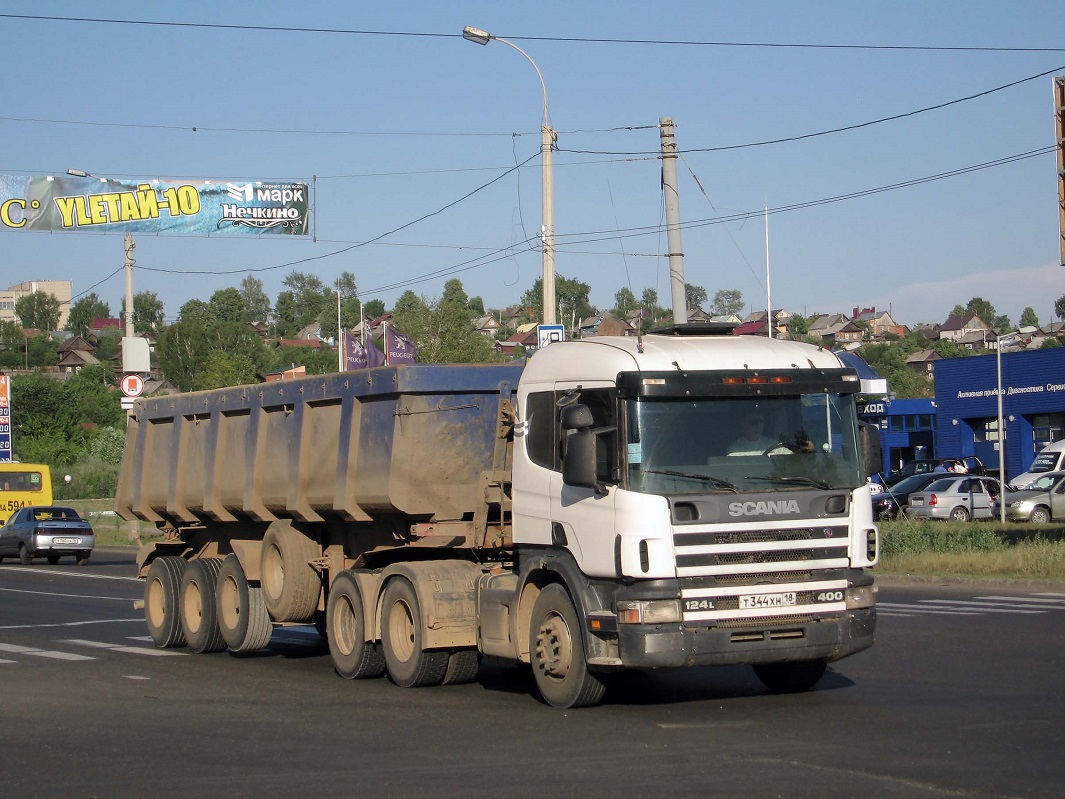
<box><xmin>384</xmin><ymin>324</ymin><xmax>417</xmax><ymax>365</ymax></box>
<box><xmin>341</xmin><ymin>331</ymin><xmax>368</xmax><ymax>371</ymax></box>
<box><xmin>365</xmin><ymin>335</ymin><xmax>386</xmax><ymax>367</ymax></box>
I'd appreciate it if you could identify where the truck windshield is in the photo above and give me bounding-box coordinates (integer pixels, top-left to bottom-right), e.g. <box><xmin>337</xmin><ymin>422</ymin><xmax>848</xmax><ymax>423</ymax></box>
<box><xmin>624</xmin><ymin>394</ymin><xmax>864</xmax><ymax>495</ymax></box>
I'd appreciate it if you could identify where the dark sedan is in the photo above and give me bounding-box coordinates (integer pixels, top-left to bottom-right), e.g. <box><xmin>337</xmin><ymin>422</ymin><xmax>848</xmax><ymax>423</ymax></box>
<box><xmin>872</xmin><ymin>473</ymin><xmax>943</xmax><ymax>519</ymax></box>
<box><xmin>0</xmin><ymin>505</ymin><xmax>94</xmax><ymax>565</ymax></box>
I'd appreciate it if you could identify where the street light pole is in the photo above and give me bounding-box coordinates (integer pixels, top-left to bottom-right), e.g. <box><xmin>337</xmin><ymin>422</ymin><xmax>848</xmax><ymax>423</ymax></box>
<box><xmin>463</xmin><ymin>25</ymin><xmax>556</xmax><ymax>325</ymax></box>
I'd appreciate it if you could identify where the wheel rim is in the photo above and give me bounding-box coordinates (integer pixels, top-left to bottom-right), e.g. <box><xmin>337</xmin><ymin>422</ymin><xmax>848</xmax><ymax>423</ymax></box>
<box><xmin>535</xmin><ymin>611</ymin><xmax>572</xmax><ymax>681</ymax></box>
<box><xmin>147</xmin><ymin>577</ymin><xmax>166</xmax><ymax>629</ymax></box>
<box><xmin>262</xmin><ymin>544</ymin><xmax>284</xmax><ymax>602</ymax></box>
<box><xmin>951</xmin><ymin>508</ymin><xmax>968</xmax><ymax>521</ymax></box>
<box><xmin>219</xmin><ymin>575</ymin><xmax>241</xmax><ymax>630</ymax></box>
<box><xmin>387</xmin><ymin>598</ymin><xmax>416</xmax><ymax>663</ymax></box>
<box><xmin>182</xmin><ymin>579</ymin><xmax>203</xmax><ymax>635</ymax></box>
<box><xmin>333</xmin><ymin>594</ymin><xmax>357</xmax><ymax>657</ymax></box>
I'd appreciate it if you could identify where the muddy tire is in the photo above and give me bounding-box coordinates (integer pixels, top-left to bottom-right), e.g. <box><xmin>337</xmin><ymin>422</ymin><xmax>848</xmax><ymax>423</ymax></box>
<box><xmin>180</xmin><ymin>558</ymin><xmax>227</xmax><ymax>654</ymax></box>
<box><xmin>381</xmin><ymin>578</ymin><xmax>448</xmax><ymax>688</ymax></box>
<box><xmin>216</xmin><ymin>554</ymin><xmax>273</xmax><ymax>653</ymax></box>
<box><xmin>145</xmin><ymin>556</ymin><xmax>188</xmax><ymax>648</ymax></box>
<box><xmin>753</xmin><ymin>659</ymin><xmax>828</xmax><ymax>693</ymax></box>
<box><xmin>260</xmin><ymin>521</ymin><xmax>321</xmax><ymax>623</ymax></box>
<box><xmin>529</xmin><ymin>583</ymin><xmax>607</xmax><ymax>708</ymax></box>
<box><xmin>442</xmin><ymin>649</ymin><xmax>481</xmax><ymax>686</ymax></box>
<box><xmin>327</xmin><ymin>570</ymin><xmax>386</xmax><ymax>679</ymax></box>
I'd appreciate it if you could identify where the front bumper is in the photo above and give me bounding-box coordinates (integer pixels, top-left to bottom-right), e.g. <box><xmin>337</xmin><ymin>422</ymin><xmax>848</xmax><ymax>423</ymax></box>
<box><xmin>612</xmin><ymin>608</ymin><xmax>875</xmax><ymax>669</ymax></box>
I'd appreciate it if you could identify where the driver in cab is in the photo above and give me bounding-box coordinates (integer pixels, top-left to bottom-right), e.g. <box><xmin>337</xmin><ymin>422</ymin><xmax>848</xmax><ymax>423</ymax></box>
<box><xmin>727</xmin><ymin>412</ymin><xmax>785</xmax><ymax>456</ymax></box>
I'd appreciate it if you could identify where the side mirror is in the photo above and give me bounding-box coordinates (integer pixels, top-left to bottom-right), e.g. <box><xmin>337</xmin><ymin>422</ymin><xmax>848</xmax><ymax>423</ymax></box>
<box><xmin>858</xmin><ymin>421</ymin><xmax>882</xmax><ymax>479</ymax></box>
<box><xmin>560</xmin><ymin>403</ymin><xmax>607</xmax><ymax>495</ymax></box>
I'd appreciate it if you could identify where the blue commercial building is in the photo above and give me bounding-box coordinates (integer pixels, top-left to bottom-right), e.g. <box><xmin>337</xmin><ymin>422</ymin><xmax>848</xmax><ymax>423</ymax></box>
<box><xmin>857</xmin><ymin>397</ymin><xmax>938</xmax><ymax>477</ymax></box>
<box><xmin>933</xmin><ymin>347</ymin><xmax>1065</xmax><ymax>482</ymax></box>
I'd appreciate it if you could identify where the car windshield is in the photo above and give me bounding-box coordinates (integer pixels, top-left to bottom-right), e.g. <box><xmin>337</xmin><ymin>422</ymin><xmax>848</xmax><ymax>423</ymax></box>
<box><xmin>623</xmin><ymin>393</ymin><xmax>863</xmax><ymax>495</ymax></box>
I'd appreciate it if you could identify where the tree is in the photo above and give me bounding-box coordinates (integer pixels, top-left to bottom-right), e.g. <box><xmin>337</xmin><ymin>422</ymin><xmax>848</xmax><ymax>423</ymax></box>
<box><xmin>952</xmin><ymin>297</ymin><xmax>1010</xmax><ymax>332</ymax></box>
<box><xmin>710</xmin><ymin>289</ymin><xmax>744</xmax><ymax>317</ymax></box>
<box><xmin>178</xmin><ymin>299</ymin><xmax>212</xmax><ymax>324</ymax></box>
<box><xmin>391</xmin><ymin>290</ymin><xmax>501</xmax><ymax>365</ymax></box>
<box><xmin>239</xmin><ymin>275</ymin><xmax>272</xmax><ymax>323</ymax></box>
<box><xmin>15</xmin><ymin>291</ymin><xmax>61</xmax><ymax>331</ymax></box>
<box><xmin>641</xmin><ymin>288</ymin><xmax>660</xmax><ymax>315</ymax></box>
<box><xmin>1020</xmin><ymin>307</ymin><xmax>1039</xmax><ymax>328</ymax></box>
<box><xmin>273</xmin><ymin>271</ymin><xmax>332</xmax><ymax>339</ymax></box>
<box><xmin>122</xmin><ymin>291</ymin><xmax>165</xmax><ymax>333</ymax></box>
<box><xmin>789</xmin><ymin>314</ymin><xmax>810</xmax><ymax>336</ymax></box>
<box><xmin>613</xmin><ymin>287</ymin><xmax>638</xmax><ymax>317</ymax></box>
<box><xmin>157</xmin><ymin>319</ymin><xmax>271</xmax><ymax>392</ymax></box>
<box><xmin>1056</xmin><ymin>295</ymin><xmax>1065</xmax><ymax>322</ymax></box>
<box><xmin>684</xmin><ymin>283</ymin><xmax>708</xmax><ymax>312</ymax></box>
<box><xmin>208</xmin><ymin>288</ymin><xmax>248</xmax><ymax>324</ymax></box>
<box><xmin>362</xmin><ymin>298</ymin><xmax>386</xmax><ymax>321</ymax></box>
<box><xmin>65</xmin><ymin>293</ymin><xmax>110</xmax><ymax>338</ymax></box>
<box><xmin>519</xmin><ymin>274</ymin><xmax>594</xmax><ymax>325</ymax></box>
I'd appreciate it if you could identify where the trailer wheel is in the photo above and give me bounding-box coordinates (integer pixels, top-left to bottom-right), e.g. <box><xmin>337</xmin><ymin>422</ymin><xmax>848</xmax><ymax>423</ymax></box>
<box><xmin>216</xmin><ymin>554</ymin><xmax>273</xmax><ymax>653</ymax></box>
<box><xmin>180</xmin><ymin>558</ymin><xmax>227</xmax><ymax>654</ymax></box>
<box><xmin>261</xmin><ymin>521</ymin><xmax>321</xmax><ymax>623</ymax></box>
<box><xmin>529</xmin><ymin>583</ymin><xmax>607</xmax><ymax>708</ymax></box>
<box><xmin>327</xmin><ymin>571</ymin><xmax>386</xmax><ymax>679</ymax></box>
<box><xmin>753</xmin><ymin>659</ymin><xmax>828</xmax><ymax>693</ymax></box>
<box><xmin>442</xmin><ymin>649</ymin><xmax>481</xmax><ymax>686</ymax></box>
<box><xmin>145</xmin><ymin>556</ymin><xmax>188</xmax><ymax>648</ymax></box>
<box><xmin>381</xmin><ymin>578</ymin><xmax>448</xmax><ymax>687</ymax></box>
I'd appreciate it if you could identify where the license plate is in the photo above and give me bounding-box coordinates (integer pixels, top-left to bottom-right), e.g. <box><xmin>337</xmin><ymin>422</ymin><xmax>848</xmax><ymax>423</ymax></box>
<box><xmin>739</xmin><ymin>592</ymin><xmax>797</xmax><ymax>610</ymax></box>
<box><xmin>910</xmin><ymin>498</ymin><xmax>924</xmax><ymax>506</ymax></box>
<box><xmin>52</xmin><ymin>537</ymin><xmax>80</xmax><ymax>545</ymax></box>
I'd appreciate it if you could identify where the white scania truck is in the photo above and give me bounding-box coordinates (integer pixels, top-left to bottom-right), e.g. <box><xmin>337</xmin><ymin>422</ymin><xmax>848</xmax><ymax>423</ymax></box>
<box><xmin>117</xmin><ymin>324</ymin><xmax>879</xmax><ymax>707</ymax></box>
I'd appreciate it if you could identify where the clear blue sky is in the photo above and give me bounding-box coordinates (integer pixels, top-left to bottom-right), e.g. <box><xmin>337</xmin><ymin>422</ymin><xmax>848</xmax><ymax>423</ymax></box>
<box><xmin>3</xmin><ymin>1</ymin><xmax>1064</xmax><ymax>328</ymax></box>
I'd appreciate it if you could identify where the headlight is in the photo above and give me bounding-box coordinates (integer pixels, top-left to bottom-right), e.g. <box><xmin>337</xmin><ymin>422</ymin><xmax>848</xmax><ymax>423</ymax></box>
<box><xmin>617</xmin><ymin>599</ymin><xmax>682</xmax><ymax>624</ymax></box>
<box><xmin>847</xmin><ymin>584</ymin><xmax>877</xmax><ymax>609</ymax></box>
<box><xmin>1008</xmin><ymin>501</ymin><xmax>1031</xmax><ymax>510</ymax></box>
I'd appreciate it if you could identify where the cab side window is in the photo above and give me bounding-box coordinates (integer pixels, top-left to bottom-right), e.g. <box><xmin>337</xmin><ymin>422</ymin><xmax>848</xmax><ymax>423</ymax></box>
<box><xmin>525</xmin><ymin>388</ymin><xmax>617</xmax><ymax>482</ymax></box>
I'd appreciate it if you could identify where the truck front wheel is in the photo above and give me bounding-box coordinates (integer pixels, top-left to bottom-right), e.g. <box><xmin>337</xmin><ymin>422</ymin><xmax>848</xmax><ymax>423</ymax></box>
<box><xmin>753</xmin><ymin>659</ymin><xmax>827</xmax><ymax>693</ymax></box>
<box><xmin>381</xmin><ymin>578</ymin><xmax>448</xmax><ymax>687</ymax></box>
<box><xmin>180</xmin><ymin>558</ymin><xmax>227</xmax><ymax>654</ymax></box>
<box><xmin>145</xmin><ymin>556</ymin><xmax>187</xmax><ymax>648</ymax></box>
<box><xmin>529</xmin><ymin>583</ymin><xmax>607</xmax><ymax>708</ymax></box>
<box><xmin>216</xmin><ymin>554</ymin><xmax>273</xmax><ymax>653</ymax></box>
<box><xmin>327</xmin><ymin>571</ymin><xmax>386</xmax><ymax>679</ymax></box>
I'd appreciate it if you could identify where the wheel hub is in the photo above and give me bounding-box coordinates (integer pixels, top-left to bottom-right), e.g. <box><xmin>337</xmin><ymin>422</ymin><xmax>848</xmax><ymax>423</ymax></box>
<box><xmin>535</xmin><ymin>612</ymin><xmax>572</xmax><ymax>679</ymax></box>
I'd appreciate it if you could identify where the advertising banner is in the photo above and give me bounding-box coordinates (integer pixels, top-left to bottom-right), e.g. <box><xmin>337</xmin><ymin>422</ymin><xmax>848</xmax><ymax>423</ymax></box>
<box><xmin>0</xmin><ymin>376</ymin><xmax>10</xmax><ymax>462</ymax></box>
<box><xmin>0</xmin><ymin>174</ymin><xmax>309</xmax><ymax>235</ymax></box>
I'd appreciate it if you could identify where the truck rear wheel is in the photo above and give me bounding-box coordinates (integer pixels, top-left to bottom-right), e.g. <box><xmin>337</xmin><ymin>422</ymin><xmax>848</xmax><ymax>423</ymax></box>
<box><xmin>529</xmin><ymin>583</ymin><xmax>607</xmax><ymax>708</ymax></box>
<box><xmin>216</xmin><ymin>554</ymin><xmax>273</xmax><ymax>653</ymax></box>
<box><xmin>180</xmin><ymin>558</ymin><xmax>227</xmax><ymax>654</ymax></box>
<box><xmin>381</xmin><ymin>577</ymin><xmax>448</xmax><ymax>687</ymax></box>
<box><xmin>145</xmin><ymin>556</ymin><xmax>187</xmax><ymax>648</ymax></box>
<box><xmin>327</xmin><ymin>571</ymin><xmax>386</xmax><ymax>679</ymax></box>
<box><xmin>753</xmin><ymin>659</ymin><xmax>827</xmax><ymax>693</ymax></box>
<box><xmin>260</xmin><ymin>521</ymin><xmax>321</xmax><ymax>623</ymax></box>
<box><xmin>442</xmin><ymin>649</ymin><xmax>481</xmax><ymax>685</ymax></box>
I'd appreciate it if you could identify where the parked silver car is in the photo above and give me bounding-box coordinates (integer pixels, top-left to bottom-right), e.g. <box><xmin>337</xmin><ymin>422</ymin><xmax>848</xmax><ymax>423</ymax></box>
<box><xmin>1004</xmin><ymin>471</ymin><xmax>1065</xmax><ymax>524</ymax></box>
<box><xmin>905</xmin><ymin>476</ymin><xmax>1002</xmax><ymax>522</ymax></box>
<box><xmin>0</xmin><ymin>506</ymin><xmax>95</xmax><ymax>565</ymax></box>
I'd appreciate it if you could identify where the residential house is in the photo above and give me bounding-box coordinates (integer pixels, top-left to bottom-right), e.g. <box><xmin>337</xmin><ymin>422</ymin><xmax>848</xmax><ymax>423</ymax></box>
<box><xmin>494</xmin><ymin>328</ymin><xmax>538</xmax><ymax>358</ymax></box>
<box><xmin>577</xmin><ymin>312</ymin><xmax>636</xmax><ymax>338</ymax></box>
<box><xmin>851</xmin><ymin>307</ymin><xmax>906</xmax><ymax>338</ymax></box>
<box><xmin>938</xmin><ymin>313</ymin><xmax>989</xmax><ymax>342</ymax></box>
<box><xmin>473</xmin><ymin>315</ymin><xmax>501</xmax><ymax>338</ymax></box>
<box><xmin>905</xmin><ymin>349</ymin><xmax>942</xmax><ymax>379</ymax></box>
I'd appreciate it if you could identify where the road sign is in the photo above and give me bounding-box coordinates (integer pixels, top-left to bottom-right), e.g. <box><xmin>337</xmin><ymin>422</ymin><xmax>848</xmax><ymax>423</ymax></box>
<box><xmin>120</xmin><ymin>374</ymin><xmax>144</xmax><ymax>398</ymax></box>
<box><xmin>537</xmin><ymin>324</ymin><xmax>565</xmax><ymax>350</ymax></box>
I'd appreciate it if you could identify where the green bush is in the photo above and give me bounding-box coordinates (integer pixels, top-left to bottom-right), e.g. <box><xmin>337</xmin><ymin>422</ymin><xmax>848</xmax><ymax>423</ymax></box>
<box><xmin>880</xmin><ymin>519</ymin><xmax>1007</xmax><ymax>555</ymax></box>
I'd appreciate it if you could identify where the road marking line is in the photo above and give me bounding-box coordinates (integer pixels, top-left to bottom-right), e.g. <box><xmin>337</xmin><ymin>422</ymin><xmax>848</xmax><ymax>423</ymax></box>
<box><xmin>61</xmin><ymin>638</ymin><xmax>187</xmax><ymax>657</ymax></box>
<box><xmin>0</xmin><ymin>643</ymin><xmax>95</xmax><ymax>661</ymax></box>
<box><xmin>0</xmin><ymin>618</ymin><xmax>143</xmax><ymax>630</ymax></box>
<box><xmin>1032</xmin><ymin>592</ymin><xmax>1065</xmax><ymax>598</ymax></box>
<box><xmin>0</xmin><ymin>566</ymin><xmax>139</xmax><ymax>581</ymax></box>
<box><xmin>877</xmin><ymin>603</ymin><xmax>979</xmax><ymax>615</ymax></box>
<box><xmin>917</xmin><ymin>600</ymin><xmax>1046</xmax><ymax>613</ymax></box>
<box><xmin>0</xmin><ymin>658</ymin><xmax>16</xmax><ymax>664</ymax></box>
<box><xmin>0</xmin><ymin>587</ymin><xmax>132</xmax><ymax>602</ymax></box>
<box><xmin>124</xmin><ymin>675</ymin><xmax>151</xmax><ymax>680</ymax></box>
<box><xmin>977</xmin><ymin>595</ymin><xmax>1065</xmax><ymax>604</ymax></box>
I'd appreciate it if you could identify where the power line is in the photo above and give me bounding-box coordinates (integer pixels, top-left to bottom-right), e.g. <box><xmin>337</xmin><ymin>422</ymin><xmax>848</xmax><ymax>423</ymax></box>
<box><xmin>2</xmin><ymin>14</ymin><xmax>1063</xmax><ymax>52</ymax></box>
<box><xmin>562</xmin><ymin>63</ymin><xmax>1065</xmax><ymax>156</ymax></box>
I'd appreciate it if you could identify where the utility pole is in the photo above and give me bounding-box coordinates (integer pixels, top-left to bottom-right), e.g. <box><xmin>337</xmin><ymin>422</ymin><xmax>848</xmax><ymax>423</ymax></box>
<box><xmin>660</xmin><ymin>117</ymin><xmax>687</xmax><ymax>324</ymax></box>
<box><xmin>1055</xmin><ymin>77</ymin><xmax>1065</xmax><ymax>266</ymax></box>
<box><xmin>124</xmin><ymin>233</ymin><xmax>135</xmax><ymax>339</ymax></box>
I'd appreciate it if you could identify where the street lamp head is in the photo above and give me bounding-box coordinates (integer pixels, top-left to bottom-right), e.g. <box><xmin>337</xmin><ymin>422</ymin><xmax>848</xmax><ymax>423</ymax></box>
<box><xmin>66</xmin><ymin>168</ymin><xmax>91</xmax><ymax>178</ymax></box>
<box><xmin>462</xmin><ymin>26</ymin><xmax>492</xmax><ymax>45</ymax></box>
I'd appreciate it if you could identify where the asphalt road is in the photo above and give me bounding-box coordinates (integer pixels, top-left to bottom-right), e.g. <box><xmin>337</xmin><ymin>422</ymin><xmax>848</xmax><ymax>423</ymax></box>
<box><xmin>1</xmin><ymin>549</ymin><xmax>1063</xmax><ymax>799</ymax></box>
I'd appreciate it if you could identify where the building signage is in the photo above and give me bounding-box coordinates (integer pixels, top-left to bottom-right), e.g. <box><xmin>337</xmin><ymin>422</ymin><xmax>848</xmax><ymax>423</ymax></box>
<box><xmin>954</xmin><ymin>381</ymin><xmax>1065</xmax><ymax>401</ymax></box>
<box><xmin>0</xmin><ymin>376</ymin><xmax>10</xmax><ymax>462</ymax></box>
<box><xmin>0</xmin><ymin>174</ymin><xmax>309</xmax><ymax>236</ymax></box>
